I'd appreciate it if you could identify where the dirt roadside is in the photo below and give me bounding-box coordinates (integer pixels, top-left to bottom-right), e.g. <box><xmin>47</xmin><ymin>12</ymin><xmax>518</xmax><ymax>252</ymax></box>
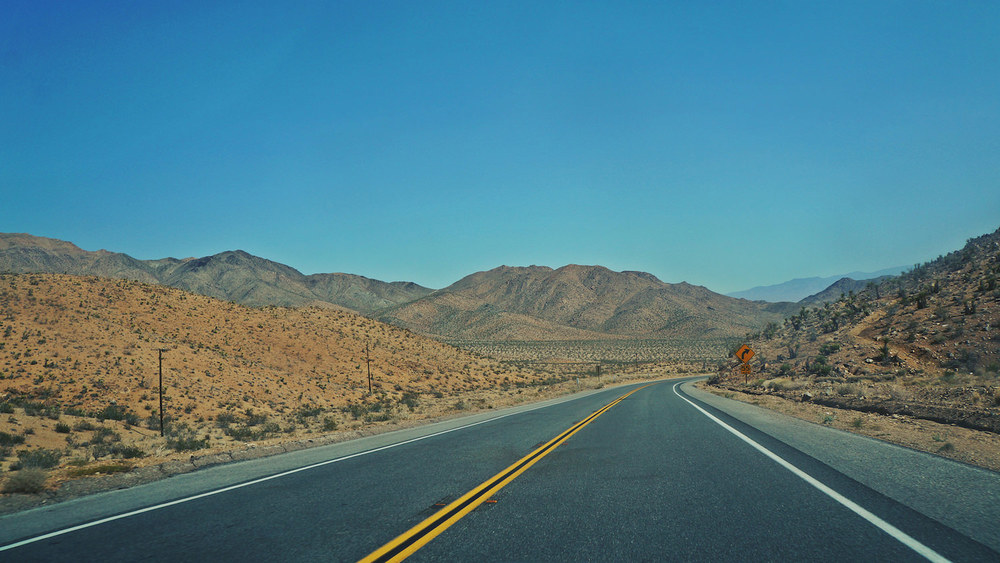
<box><xmin>700</xmin><ymin>381</ymin><xmax>1000</xmax><ymax>474</ymax></box>
<box><xmin>0</xmin><ymin>371</ymin><xmax>677</xmax><ymax>517</ymax></box>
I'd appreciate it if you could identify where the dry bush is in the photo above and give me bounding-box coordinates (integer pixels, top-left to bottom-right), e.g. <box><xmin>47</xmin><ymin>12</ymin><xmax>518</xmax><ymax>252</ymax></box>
<box><xmin>3</xmin><ymin>467</ymin><xmax>48</xmax><ymax>494</ymax></box>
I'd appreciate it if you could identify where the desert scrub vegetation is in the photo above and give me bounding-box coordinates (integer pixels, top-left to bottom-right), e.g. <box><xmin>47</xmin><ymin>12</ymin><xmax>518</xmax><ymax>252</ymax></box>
<box><xmin>66</xmin><ymin>462</ymin><xmax>132</xmax><ymax>478</ymax></box>
<box><xmin>3</xmin><ymin>467</ymin><xmax>49</xmax><ymax>494</ymax></box>
<box><xmin>343</xmin><ymin>393</ymin><xmax>401</xmax><ymax>423</ymax></box>
<box><xmin>165</xmin><ymin>423</ymin><xmax>209</xmax><ymax>452</ymax></box>
<box><xmin>11</xmin><ymin>448</ymin><xmax>63</xmax><ymax>470</ymax></box>
<box><xmin>217</xmin><ymin>409</ymin><xmax>280</xmax><ymax>441</ymax></box>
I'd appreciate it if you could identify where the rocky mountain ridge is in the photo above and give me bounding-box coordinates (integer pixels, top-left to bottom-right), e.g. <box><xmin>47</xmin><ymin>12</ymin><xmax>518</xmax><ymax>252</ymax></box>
<box><xmin>379</xmin><ymin>264</ymin><xmax>796</xmax><ymax>341</ymax></box>
<box><xmin>0</xmin><ymin>234</ymin><xmax>432</xmax><ymax>315</ymax></box>
<box><xmin>2</xmin><ymin>233</ymin><xmax>796</xmax><ymax>343</ymax></box>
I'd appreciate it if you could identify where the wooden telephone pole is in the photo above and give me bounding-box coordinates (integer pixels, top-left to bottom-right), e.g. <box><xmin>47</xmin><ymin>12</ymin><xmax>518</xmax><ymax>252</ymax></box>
<box><xmin>157</xmin><ymin>349</ymin><xmax>167</xmax><ymax>437</ymax></box>
<box><xmin>365</xmin><ymin>343</ymin><xmax>372</xmax><ymax>394</ymax></box>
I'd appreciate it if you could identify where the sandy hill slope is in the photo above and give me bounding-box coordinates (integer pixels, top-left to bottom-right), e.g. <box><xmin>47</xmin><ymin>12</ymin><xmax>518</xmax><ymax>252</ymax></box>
<box><xmin>713</xmin><ymin>225</ymin><xmax>1000</xmax><ymax>435</ymax></box>
<box><xmin>380</xmin><ymin>264</ymin><xmax>791</xmax><ymax>341</ymax></box>
<box><xmin>0</xmin><ymin>273</ymin><xmax>538</xmax><ymax>428</ymax></box>
<box><xmin>0</xmin><ymin>234</ymin><xmax>432</xmax><ymax>314</ymax></box>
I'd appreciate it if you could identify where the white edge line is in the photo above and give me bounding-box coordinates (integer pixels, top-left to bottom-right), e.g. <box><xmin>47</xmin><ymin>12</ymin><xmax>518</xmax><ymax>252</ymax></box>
<box><xmin>672</xmin><ymin>382</ymin><xmax>950</xmax><ymax>563</ymax></box>
<box><xmin>1</xmin><ymin>390</ymin><xmax>604</xmax><ymax>553</ymax></box>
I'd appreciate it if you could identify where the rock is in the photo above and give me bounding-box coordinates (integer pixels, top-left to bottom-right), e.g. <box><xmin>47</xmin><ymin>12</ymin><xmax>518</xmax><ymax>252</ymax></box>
<box><xmin>801</xmin><ymin>392</ymin><xmax>814</xmax><ymax>402</ymax></box>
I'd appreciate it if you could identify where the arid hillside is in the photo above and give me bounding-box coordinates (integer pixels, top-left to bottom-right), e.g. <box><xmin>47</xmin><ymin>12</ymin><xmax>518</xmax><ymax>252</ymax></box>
<box><xmin>0</xmin><ymin>273</ymin><xmax>688</xmax><ymax>500</ymax></box>
<box><xmin>712</xmin><ymin>227</ymin><xmax>1000</xmax><ymax>435</ymax></box>
<box><xmin>1</xmin><ymin>235</ymin><xmax>795</xmax><ymax>364</ymax></box>
<box><xmin>380</xmin><ymin>264</ymin><xmax>793</xmax><ymax>341</ymax></box>
<box><xmin>0</xmin><ymin>273</ymin><xmax>540</xmax><ymax>420</ymax></box>
<box><xmin>0</xmin><ymin>234</ymin><xmax>432</xmax><ymax>314</ymax></box>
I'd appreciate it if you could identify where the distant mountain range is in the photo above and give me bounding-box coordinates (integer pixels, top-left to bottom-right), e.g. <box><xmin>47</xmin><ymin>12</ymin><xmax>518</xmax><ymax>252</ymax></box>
<box><xmin>0</xmin><ymin>233</ymin><xmax>432</xmax><ymax>315</ymax></box>
<box><xmin>726</xmin><ymin>266</ymin><xmax>910</xmax><ymax>303</ymax></box>
<box><xmin>379</xmin><ymin>265</ymin><xmax>793</xmax><ymax>340</ymax></box>
<box><xmin>0</xmin><ymin>233</ymin><xmax>814</xmax><ymax>342</ymax></box>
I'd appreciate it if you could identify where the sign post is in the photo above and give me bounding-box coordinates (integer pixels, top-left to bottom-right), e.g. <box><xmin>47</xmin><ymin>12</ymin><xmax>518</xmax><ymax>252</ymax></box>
<box><xmin>735</xmin><ymin>345</ymin><xmax>755</xmax><ymax>384</ymax></box>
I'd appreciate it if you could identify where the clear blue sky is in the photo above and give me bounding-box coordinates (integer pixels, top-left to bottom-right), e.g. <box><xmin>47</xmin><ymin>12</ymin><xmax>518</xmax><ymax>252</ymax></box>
<box><xmin>3</xmin><ymin>2</ymin><xmax>998</xmax><ymax>293</ymax></box>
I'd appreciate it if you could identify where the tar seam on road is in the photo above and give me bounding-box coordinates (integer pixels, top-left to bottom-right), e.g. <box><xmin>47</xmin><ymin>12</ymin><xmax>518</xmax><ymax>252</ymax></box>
<box><xmin>672</xmin><ymin>382</ymin><xmax>951</xmax><ymax>563</ymax></box>
<box><xmin>0</xmin><ymin>392</ymin><xmax>597</xmax><ymax>554</ymax></box>
<box><xmin>359</xmin><ymin>383</ymin><xmax>657</xmax><ymax>563</ymax></box>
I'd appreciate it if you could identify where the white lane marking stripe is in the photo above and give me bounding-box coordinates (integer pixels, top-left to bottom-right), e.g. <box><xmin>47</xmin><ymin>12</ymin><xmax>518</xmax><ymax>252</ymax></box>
<box><xmin>0</xmin><ymin>390</ymin><xmax>604</xmax><ymax>553</ymax></box>
<box><xmin>672</xmin><ymin>382</ymin><xmax>950</xmax><ymax>563</ymax></box>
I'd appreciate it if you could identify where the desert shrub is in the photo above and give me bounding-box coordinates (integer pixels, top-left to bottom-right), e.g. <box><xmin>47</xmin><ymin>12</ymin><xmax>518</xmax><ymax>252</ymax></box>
<box><xmin>343</xmin><ymin>402</ymin><xmax>368</xmax><ymax>420</ymax></box>
<box><xmin>399</xmin><ymin>391</ymin><xmax>420</xmax><ymax>410</ymax></box>
<box><xmin>819</xmin><ymin>342</ymin><xmax>841</xmax><ymax>355</ymax></box>
<box><xmin>0</xmin><ymin>402</ymin><xmax>14</xmax><ymax>414</ymax></box>
<box><xmin>322</xmin><ymin>417</ymin><xmax>338</xmax><ymax>431</ymax></box>
<box><xmin>0</xmin><ymin>431</ymin><xmax>26</xmax><ymax>447</ymax></box>
<box><xmin>91</xmin><ymin>427</ymin><xmax>121</xmax><ymax>445</ymax></box>
<box><xmin>67</xmin><ymin>463</ymin><xmax>132</xmax><ymax>478</ymax></box>
<box><xmin>224</xmin><ymin>425</ymin><xmax>254</xmax><ymax>440</ymax></box>
<box><xmin>54</xmin><ymin>423</ymin><xmax>71</xmax><ymax>434</ymax></box>
<box><xmin>167</xmin><ymin>436</ymin><xmax>208</xmax><ymax>452</ymax></box>
<box><xmin>215</xmin><ymin>412</ymin><xmax>238</xmax><ymax>427</ymax></box>
<box><xmin>94</xmin><ymin>404</ymin><xmax>139</xmax><ymax>425</ymax></box>
<box><xmin>295</xmin><ymin>405</ymin><xmax>324</xmax><ymax>423</ymax></box>
<box><xmin>364</xmin><ymin>412</ymin><xmax>393</xmax><ymax>423</ymax></box>
<box><xmin>112</xmin><ymin>444</ymin><xmax>146</xmax><ymax>458</ymax></box>
<box><xmin>165</xmin><ymin>423</ymin><xmax>209</xmax><ymax>451</ymax></box>
<box><xmin>836</xmin><ymin>384</ymin><xmax>858</xmax><ymax>396</ymax></box>
<box><xmin>3</xmin><ymin>468</ymin><xmax>48</xmax><ymax>493</ymax></box>
<box><xmin>244</xmin><ymin>409</ymin><xmax>267</xmax><ymax>426</ymax></box>
<box><xmin>73</xmin><ymin>420</ymin><xmax>97</xmax><ymax>431</ymax></box>
<box><xmin>13</xmin><ymin>448</ymin><xmax>63</xmax><ymax>469</ymax></box>
<box><xmin>765</xmin><ymin>379</ymin><xmax>787</xmax><ymax>391</ymax></box>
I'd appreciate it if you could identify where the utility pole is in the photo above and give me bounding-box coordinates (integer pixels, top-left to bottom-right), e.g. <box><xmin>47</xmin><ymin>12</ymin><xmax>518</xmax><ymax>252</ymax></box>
<box><xmin>157</xmin><ymin>348</ymin><xmax>167</xmax><ymax>437</ymax></box>
<box><xmin>365</xmin><ymin>343</ymin><xmax>372</xmax><ymax>394</ymax></box>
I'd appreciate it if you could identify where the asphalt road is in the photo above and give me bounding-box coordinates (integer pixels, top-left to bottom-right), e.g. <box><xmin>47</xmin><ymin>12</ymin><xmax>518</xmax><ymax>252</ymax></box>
<box><xmin>2</xmin><ymin>378</ymin><xmax>998</xmax><ymax>561</ymax></box>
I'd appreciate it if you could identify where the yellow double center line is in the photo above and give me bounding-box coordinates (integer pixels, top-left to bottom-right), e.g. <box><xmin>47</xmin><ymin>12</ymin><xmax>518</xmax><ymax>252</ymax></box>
<box><xmin>360</xmin><ymin>383</ymin><xmax>656</xmax><ymax>562</ymax></box>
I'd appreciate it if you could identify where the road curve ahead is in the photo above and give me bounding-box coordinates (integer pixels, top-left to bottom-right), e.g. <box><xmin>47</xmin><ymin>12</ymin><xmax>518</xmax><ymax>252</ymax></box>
<box><xmin>2</xmin><ymin>378</ymin><xmax>997</xmax><ymax>561</ymax></box>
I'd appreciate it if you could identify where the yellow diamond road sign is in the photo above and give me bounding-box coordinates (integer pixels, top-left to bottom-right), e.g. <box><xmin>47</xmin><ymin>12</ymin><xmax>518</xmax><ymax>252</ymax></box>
<box><xmin>735</xmin><ymin>344</ymin><xmax>755</xmax><ymax>363</ymax></box>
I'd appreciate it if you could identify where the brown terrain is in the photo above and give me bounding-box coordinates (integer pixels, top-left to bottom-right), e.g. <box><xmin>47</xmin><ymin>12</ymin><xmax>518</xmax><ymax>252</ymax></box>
<box><xmin>379</xmin><ymin>264</ymin><xmax>794</xmax><ymax>361</ymax></box>
<box><xmin>0</xmin><ymin>234</ymin><xmax>794</xmax><ymax>363</ymax></box>
<box><xmin>0</xmin><ymin>272</ymin><xmax>680</xmax><ymax>507</ymax></box>
<box><xmin>4</xmin><ymin>227</ymin><xmax>1000</xmax><ymax>507</ymax></box>
<box><xmin>708</xmin><ymin>227</ymin><xmax>1000</xmax><ymax>470</ymax></box>
<box><xmin>0</xmin><ymin>233</ymin><xmax>433</xmax><ymax>313</ymax></box>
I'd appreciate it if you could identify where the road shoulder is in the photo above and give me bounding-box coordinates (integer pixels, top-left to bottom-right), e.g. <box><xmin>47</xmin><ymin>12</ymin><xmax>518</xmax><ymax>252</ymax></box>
<box><xmin>681</xmin><ymin>380</ymin><xmax>1000</xmax><ymax>553</ymax></box>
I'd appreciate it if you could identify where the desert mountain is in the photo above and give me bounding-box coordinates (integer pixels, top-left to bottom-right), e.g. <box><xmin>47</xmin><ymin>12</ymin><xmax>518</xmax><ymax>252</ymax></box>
<box><xmin>727</xmin><ymin>266</ymin><xmax>908</xmax><ymax>303</ymax></box>
<box><xmin>799</xmin><ymin>275</ymin><xmax>895</xmax><ymax>306</ymax></box>
<box><xmin>720</xmin><ymin>226</ymin><xmax>1000</xmax><ymax>433</ymax></box>
<box><xmin>0</xmin><ymin>234</ymin><xmax>432</xmax><ymax>315</ymax></box>
<box><xmin>379</xmin><ymin>264</ymin><xmax>793</xmax><ymax>341</ymax></box>
<box><xmin>1</xmin><ymin>234</ymin><xmax>794</xmax><ymax>346</ymax></box>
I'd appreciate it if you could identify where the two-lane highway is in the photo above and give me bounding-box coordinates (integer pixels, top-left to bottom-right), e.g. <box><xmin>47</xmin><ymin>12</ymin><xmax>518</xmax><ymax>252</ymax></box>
<box><xmin>2</xmin><ymin>378</ymin><xmax>997</xmax><ymax>561</ymax></box>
